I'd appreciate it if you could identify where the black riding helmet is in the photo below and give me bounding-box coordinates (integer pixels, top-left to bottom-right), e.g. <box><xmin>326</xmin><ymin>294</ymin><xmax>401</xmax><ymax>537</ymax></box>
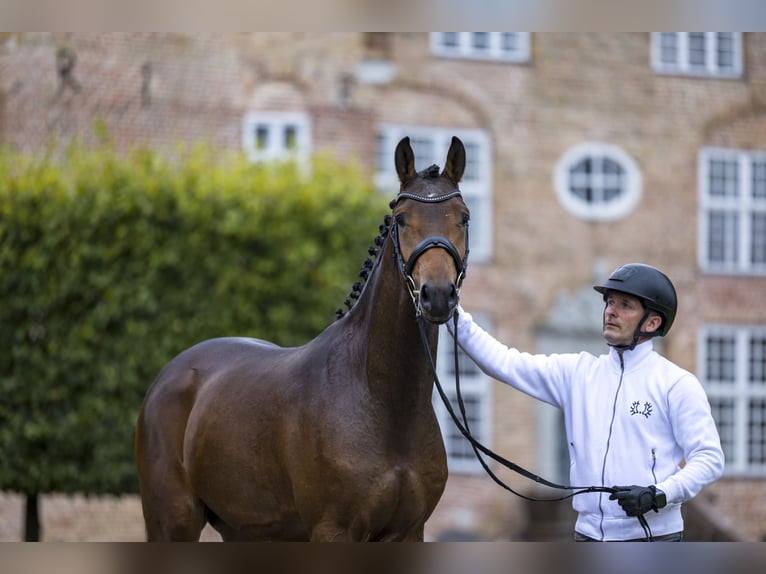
<box><xmin>593</xmin><ymin>263</ymin><xmax>677</xmax><ymax>348</ymax></box>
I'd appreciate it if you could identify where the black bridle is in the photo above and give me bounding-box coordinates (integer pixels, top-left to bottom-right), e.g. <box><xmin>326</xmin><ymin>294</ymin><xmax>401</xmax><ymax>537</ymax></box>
<box><xmin>389</xmin><ymin>190</ymin><xmax>469</xmax><ymax>315</ymax></box>
<box><xmin>393</xmin><ymin>189</ymin><xmax>655</xmax><ymax>540</ymax></box>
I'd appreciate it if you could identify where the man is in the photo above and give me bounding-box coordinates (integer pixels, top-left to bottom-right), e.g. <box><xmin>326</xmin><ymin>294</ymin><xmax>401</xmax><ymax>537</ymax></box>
<box><xmin>448</xmin><ymin>263</ymin><xmax>724</xmax><ymax>541</ymax></box>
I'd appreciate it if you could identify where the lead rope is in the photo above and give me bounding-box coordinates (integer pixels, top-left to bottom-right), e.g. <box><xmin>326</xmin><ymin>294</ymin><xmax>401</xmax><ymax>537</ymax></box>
<box><xmin>418</xmin><ymin>313</ymin><xmax>654</xmax><ymax>541</ymax></box>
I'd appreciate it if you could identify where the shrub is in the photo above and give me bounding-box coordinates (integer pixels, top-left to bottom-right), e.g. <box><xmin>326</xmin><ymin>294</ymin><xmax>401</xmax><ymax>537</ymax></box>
<box><xmin>0</xmin><ymin>142</ymin><xmax>384</xmax><ymax>496</ymax></box>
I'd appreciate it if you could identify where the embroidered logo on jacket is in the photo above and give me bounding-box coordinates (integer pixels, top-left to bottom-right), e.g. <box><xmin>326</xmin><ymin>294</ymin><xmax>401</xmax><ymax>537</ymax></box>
<box><xmin>630</xmin><ymin>401</ymin><xmax>653</xmax><ymax>418</ymax></box>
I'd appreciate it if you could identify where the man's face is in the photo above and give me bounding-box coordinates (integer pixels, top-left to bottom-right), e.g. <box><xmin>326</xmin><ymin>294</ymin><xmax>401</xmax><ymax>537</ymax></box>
<box><xmin>602</xmin><ymin>290</ymin><xmax>646</xmax><ymax>347</ymax></box>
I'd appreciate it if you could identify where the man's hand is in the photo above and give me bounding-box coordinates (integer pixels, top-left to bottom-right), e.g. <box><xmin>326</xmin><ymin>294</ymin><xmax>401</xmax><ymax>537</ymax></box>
<box><xmin>609</xmin><ymin>485</ymin><xmax>662</xmax><ymax>517</ymax></box>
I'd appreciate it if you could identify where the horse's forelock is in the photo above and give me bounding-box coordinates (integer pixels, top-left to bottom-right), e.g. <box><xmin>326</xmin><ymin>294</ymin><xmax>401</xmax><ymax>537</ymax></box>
<box><xmin>421</xmin><ymin>164</ymin><xmax>441</xmax><ymax>178</ymax></box>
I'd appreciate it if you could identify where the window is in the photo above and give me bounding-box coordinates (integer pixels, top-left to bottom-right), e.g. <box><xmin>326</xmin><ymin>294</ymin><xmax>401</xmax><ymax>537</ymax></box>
<box><xmin>699</xmin><ymin>147</ymin><xmax>766</xmax><ymax>275</ymax></box>
<box><xmin>651</xmin><ymin>32</ymin><xmax>743</xmax><ymax>78</ymax></box>
<box><xmin>434</xmin><ymin>320</ymin><xmax>492</xmax><ymax>473</ymax></box>
<box><xmin>553</xmin><ymin>142</ymin><xmax>642</xmax><ymax>221</ymax></box>
<box><xmin>376</xmin><ymin>125</ymin><xmax>493</xmax><ymax>262</ymax></box>
<box><xmin>242</xmin><ymin>112</ymin><xmax>311</xmax><ymax>164</ymax></box>
<box><xmin>431</xmin><ymin>32</ymin><xmax>531</xmax><ymax>63</ymax></box>
<box><xmin>699</xmin><ymin>325</ymin><xmax>766</xmax><ymax>476</ymax></box>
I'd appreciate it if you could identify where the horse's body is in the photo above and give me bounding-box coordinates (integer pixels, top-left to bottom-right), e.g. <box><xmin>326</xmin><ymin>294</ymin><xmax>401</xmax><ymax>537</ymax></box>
<box><xmin>135</xmin><ymin>136</ymin><xmax>470</xmax><ymax>541</ymax></box>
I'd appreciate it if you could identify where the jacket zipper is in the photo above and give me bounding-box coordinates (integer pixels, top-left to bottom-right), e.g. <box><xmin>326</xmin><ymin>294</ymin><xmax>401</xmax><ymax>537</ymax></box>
<box><xmin>598</xmin><ymin>351</ymin><xmax>624</xmax><ymax>541</ymax></box>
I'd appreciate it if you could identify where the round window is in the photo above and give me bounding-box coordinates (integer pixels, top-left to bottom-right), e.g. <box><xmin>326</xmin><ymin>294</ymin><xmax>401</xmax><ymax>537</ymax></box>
<box><xmin>553</xmin><ymin>142</ymin><xmax>642</xmax><ymax>221</ymax></box>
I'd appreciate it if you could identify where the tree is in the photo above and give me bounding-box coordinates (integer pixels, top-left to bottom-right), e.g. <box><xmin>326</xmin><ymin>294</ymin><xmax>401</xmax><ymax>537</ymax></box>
<box><xmin>0</xmin><ymin>143</ymin><xmax>383</xmax><ymax>540</ymax></box>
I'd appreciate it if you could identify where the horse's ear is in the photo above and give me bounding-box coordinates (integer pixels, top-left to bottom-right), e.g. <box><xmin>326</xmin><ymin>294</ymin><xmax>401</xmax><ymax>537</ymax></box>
<box><xmin>442</xmin><ymin>136</ymin><xmax>466</xmax><ymax>184</ymax></box>
<box><xmin>395</xmin><ymin>137</ymin><xmax>416</xmax><ymax>183</ymax></box>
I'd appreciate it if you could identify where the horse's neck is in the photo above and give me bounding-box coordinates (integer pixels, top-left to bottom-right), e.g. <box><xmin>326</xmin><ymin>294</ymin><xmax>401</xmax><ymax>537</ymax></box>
<box><xmin>351</xmin><ymin>240</ymin><xmax>439</xmax><ymax>401</ymax></box>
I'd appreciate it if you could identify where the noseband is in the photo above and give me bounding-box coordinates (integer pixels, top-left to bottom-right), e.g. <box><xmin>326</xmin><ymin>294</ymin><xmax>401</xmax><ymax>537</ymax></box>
<box><xmin>390</xmin><ymin>190</ymin><xmax>469</xmax><ymax>314</ymax></box>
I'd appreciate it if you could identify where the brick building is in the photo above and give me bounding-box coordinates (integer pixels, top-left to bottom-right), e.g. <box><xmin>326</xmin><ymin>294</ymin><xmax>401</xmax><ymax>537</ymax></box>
<box><xmin>1</xmin><ymin>32</ymin><xmax>764</xmax><ymax>541</ymax></box>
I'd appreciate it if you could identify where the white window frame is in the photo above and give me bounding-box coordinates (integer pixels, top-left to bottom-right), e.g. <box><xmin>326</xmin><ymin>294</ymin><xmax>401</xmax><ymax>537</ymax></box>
<box><xmin>430</xmin><ymin>32</ymin><xmax>531</xmax><ymax>63</ymax></box>
<box><xmin>699</xmin><ymin>147</ymin><xmax>766</xmax><ymax>275</ymax></box>
<box><xmin>434</xmin><ymin>320</ymin><xmax>492</xmax><ymax>474</ymax></box>
<box><xmin>242</xmin><ymin>112</ymin><xmax>311</xmax><ymax>164</ymax></box>
<box><xmin>553</xmin><ymin>141</ymin><xmax>642</xmax><ymax>222</ymax></box>
<box><xmin>650</xmin><ymin>32</ymin><xmax>743</xmax><ymax>78</ymax></box>
<box><xmin>376</xmin><ymin>124</ymin><xmax>493</xmax><ymax>263</ymax></box>
<box><xmin>699</xmin><ymin>324</ymin><xmax>766</xmax><ymax>477</ymax></box>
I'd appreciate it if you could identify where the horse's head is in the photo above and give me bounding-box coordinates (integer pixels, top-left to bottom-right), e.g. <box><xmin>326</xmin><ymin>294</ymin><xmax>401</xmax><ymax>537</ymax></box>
<box><xmin>391</xmin><ymin>136</ymin><xmax>470</xmax><ymax>324</ymax></box>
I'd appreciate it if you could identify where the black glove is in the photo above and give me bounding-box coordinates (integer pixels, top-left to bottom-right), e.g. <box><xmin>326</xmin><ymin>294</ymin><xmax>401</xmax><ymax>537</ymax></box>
<box><xmin>609</xmin><ymin>485</ymin><xmax>661</xmax><ymax>517</ymax></box>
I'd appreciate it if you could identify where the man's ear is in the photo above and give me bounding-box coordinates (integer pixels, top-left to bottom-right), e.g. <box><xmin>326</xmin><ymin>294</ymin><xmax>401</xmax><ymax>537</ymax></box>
<box><xmin>643</xmin><ymin>313</ymin><xmax>663</xmax><ymax>334</ymax></box>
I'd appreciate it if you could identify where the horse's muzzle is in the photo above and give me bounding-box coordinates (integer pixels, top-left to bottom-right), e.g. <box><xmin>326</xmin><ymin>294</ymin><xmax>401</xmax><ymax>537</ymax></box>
<box><xmin>417</xmin><ymin>279</ymin><xmax>459</xmax><ymax>324</ymax></box>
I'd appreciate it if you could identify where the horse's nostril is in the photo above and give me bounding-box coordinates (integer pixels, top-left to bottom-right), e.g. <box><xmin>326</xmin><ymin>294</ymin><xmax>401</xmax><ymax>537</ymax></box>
<box><xmin>448</xmin><ymin>283</ymin><xmax>458</xmax><ymax>306</ymax></box>
<box><xmin>420</xmin><ymin>284</ymin><xmax>431</xmax><ymax>308</ymax></box>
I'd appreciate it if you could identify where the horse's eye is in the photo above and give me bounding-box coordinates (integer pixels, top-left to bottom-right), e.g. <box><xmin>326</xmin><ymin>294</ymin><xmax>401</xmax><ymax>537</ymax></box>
<box><xmin>461</xmin><ymin>213</ymin><xmax>470</xmax><ymax>227</ymax></box>
<box><xmin>395</xmin><ymin>214</ymin><xmax>406</xmax><ymax>227</ymax></box>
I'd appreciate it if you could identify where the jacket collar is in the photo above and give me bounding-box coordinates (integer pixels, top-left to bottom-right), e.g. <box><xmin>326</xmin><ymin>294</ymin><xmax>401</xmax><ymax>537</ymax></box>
<box><xmin>609</xmin><ymin>339</ymin><xmax>654</xmax><ymax>371</ymax></box>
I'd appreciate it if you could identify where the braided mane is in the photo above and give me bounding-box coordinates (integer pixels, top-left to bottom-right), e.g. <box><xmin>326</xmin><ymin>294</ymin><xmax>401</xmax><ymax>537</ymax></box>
<box><xmin>335</xmin><ymin>212</ymin><xmax>392</xmax><ymax>320</ymax></box>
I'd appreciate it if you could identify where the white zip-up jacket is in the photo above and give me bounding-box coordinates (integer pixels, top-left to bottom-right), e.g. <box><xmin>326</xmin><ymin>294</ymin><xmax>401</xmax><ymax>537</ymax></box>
<box><xmin>449</xmin><ymin>307</ymin><xmax>724</xmax><ymax>541</ymax></box>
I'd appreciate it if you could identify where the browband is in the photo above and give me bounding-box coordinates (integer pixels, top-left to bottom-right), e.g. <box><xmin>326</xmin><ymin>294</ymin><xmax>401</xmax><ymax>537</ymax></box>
<box><xmin>395</xmin><ymin>190</ymin><xmax>463</xmax><ymax>203</ymax></box>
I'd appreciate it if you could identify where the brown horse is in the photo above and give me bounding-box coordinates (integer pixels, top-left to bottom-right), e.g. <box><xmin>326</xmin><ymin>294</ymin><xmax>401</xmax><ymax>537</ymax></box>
<box><xmin>134</xmin><ymin>136</ymin><xmax>470</xmax><ymax>541</ymax></box>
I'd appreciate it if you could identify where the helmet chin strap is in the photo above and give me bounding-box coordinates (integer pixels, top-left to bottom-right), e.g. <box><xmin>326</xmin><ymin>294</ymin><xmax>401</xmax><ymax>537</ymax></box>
<box><xmin>607</xmin><ymin>307</ymin><xmax>655</xmax><ymax>352</ymax></box>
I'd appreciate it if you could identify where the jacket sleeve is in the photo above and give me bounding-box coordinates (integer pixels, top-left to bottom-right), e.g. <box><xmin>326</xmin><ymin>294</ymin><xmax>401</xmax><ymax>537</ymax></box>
<box><xmin>656</xmin><ymin>372</ymin><xmax>725</xmax><ymax>504</ymax></box>
<box><xmin>447</xmin><ymin>305</ymin><xmax>573</xmax><ymax>408</ymax></box>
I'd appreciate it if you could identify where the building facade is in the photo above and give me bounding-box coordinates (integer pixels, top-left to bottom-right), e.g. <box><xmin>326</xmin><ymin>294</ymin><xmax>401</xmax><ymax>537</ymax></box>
<box><xmin>1</xmin><ymin>32</ymin><xmax>764</xmax><ymax>541</ymax></box>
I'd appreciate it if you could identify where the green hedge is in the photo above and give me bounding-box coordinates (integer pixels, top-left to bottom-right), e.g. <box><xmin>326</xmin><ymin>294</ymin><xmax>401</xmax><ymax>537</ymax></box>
<box><xmin>0</xmin><ymin>143</ymin><xmax>383</xmax><ymax>494</ymax></box>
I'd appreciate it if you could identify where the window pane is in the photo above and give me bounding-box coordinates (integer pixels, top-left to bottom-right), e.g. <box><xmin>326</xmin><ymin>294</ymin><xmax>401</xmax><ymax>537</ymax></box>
<box><xmin>445</xmin><ymin>345</ymin><xmax>481</xmax><ymax>378</ymax></box>
<box><xmin>441</xmin><ymin>32</ymin><xmax>459</xmax><ymax>48</ymax></box>
<box><xmin>602</xmin><ymin>158</ymin><xmax>624</xmax><ymax>201</ymax></box>
<box><xmin>571</xmin><ymin>185</ymin><xmax>591</xmax><ymax>202</ymax></box>
<box><xmin>753</xmin><ymin>161</ymin><xmax>766</xmax><ymax>199</ymax></box>
<box><xmin>716</xmin><ymin>33</ymin><xmax>735</xmax><ymax>70</ymax></box>
<box><xmin>407</xmin><ymin>137</ymin><xmax>433</xmax><ymax>169</ymax></box>
<box><xmin>603</xmin><ymin>158</ymin><xmax>622</xmax><ymax>175</ymax></box>
<box><xmin>255</xmin><ymin>125</ymin><xmax>269</xmax><ymax>150</ymax></box>
<box><xmin>463</xmin><ymin>141</ymin><xmax>480</xmax><ymax>181</ymax></box>
<box><xmin>750</xmin><ymin>335</ymin><xmax>766</xmax><ymax>385</ymax></box>
<box><xmin>706</xmin><ymin>334</ymin><xmax>737</xmax><ymax>382</ymax></box>
<box><xmin>572</xmin><ymin>158</ymin><xmax>591</xmax><ymax>176</ymax></box>
<box><xmin>707</xmin><ymin>211</ymin><xmax>739</xmax><ymax>264</ymax></box>
<box><xmin>710</xmin><ymin>398</ymin><xmax>736</xmax><ymax>463</ymax></box>
<box><xmin>752</xmin><ymin>213</ymin><xmax>766</xmax><ymax>265</ymax></box>
<box><xmin>500</xmin><ymin>33</ymin><xmax>518</xmax><ymax>52</ymax></box>
<box><xmin>748</xmin><ymin>398</ymin><xmax>766</xmax><ymax>465</ymax></box>
<box><xmin>709</xmin><ymin>158</ymin><xmax>739</xmax><ymax>197</ymax></box>
<box><xmin>471</xmin><ymin>33</ymin><xmax>489</xmax><ymax>50</ymax></box>
<box><xmin>446</xmin><ymin>394</ymin><xmax>480</xmax><ymax>461</ymax></box>
<box><xmin>688</xmin><ymin>33</ymin><xmax>707</xmax><ymax>68</ymax></box>
<box><xmin>284</xmin><ymin>125</ymin><xmax>297</xmax><ymax>150</ymax></box>
<box><xmin>570</xmin><ymin>159</ymin><xmax>593</xmax><ymax>202</ymax></box>
<box><xmin>660</xmin><ymin>33</ymin><xmax>678</xmax><ymax>64</ymax></box>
